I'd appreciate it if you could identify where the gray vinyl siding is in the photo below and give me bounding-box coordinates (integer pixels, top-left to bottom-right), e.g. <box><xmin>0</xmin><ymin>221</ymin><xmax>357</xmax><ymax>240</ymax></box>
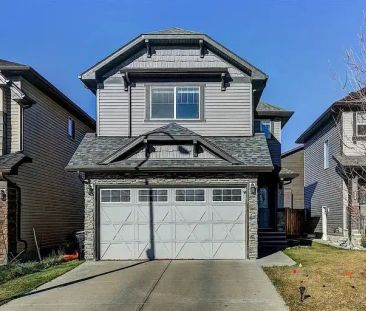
<box><xmin>304</xmin><ymin>120</ymin><xmax>344</xmax><ymax>235</ymax></box>
<box><xmin>98</xmin><ymin>46</ymin><xmax>253</xmax><ymax>137</ymax></box>
<box><xmin>7</xmin><ymin>78</ymin><xmax>94</xmax><ymax>252</ymax></box>
<box><xmin>342</xmin><ymin>111</ymin><xmax>366</xmax><ymax>156</ymax></box>
<box><xmin>282</xmin><ymin>149</ymin><xmax>304</xmax><ymax>210</ymax></box>
<box><xmin>99</xmin><ymin>80</ymin><xmax>253</xmax><ymax>137</ymax></box>
<box><xmin>255</xmin><ymin>119</ymin><xmax>281</xmax><ymax>167</ymax></box>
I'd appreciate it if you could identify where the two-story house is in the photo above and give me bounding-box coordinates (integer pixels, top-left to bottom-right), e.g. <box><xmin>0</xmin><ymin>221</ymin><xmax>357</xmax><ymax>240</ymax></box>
<box><xmin>0</xmin><ymin>59</ymin><xmax>95</xmax><ymax>264</ymax></box>
<box><xmin>296</xmin><ymin>88</ymin><xmax>366</xmax><ymax>244</ymax></box>
<box><xmin>67</xmin><ymin>28</ymin><xmax>293</xmax><ymax>260</ymax></box>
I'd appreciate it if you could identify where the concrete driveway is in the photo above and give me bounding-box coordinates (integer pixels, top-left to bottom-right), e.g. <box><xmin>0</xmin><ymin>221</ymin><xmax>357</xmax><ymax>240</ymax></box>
<box><xmin>1</xmin><ymin>260</ymin><xmax>287</xmax><ymax>311</ymax></box>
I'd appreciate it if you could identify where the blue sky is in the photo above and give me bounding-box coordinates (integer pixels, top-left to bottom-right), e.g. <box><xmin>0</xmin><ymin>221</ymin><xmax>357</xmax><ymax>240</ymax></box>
<box><xmin>1</xmin><ymin>0</ymin><xmax>365</xmax><ymax>151</ymax></box>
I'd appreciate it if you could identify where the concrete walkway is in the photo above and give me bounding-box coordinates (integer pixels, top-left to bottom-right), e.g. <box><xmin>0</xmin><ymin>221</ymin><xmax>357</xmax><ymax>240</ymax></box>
<box><xmin>257</xmin><ymin>251</ymin><xmax>296</xmax><ymax>267</ymax></box>
<box><xmin>1</xmin><ymin>260</ymin><xmax>288</xmax><ymax>311</ymax></box>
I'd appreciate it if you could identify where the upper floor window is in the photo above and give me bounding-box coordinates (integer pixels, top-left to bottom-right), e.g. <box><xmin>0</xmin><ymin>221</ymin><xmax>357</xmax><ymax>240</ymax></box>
<box><xmin>356</xmin><ymin>112</ymin><xmax>366</xmax><ymax>137</ymax></box>
<box><xmin>150</xmin><ymin>86</ymin><xmax>200</xmax><ymax>120</ymax></box>
<box><xmin>67</xmin><ymin>118</ymin><xmax>75</xmax><ymax>139</ymax></box>
<box><xmin>324</xmin><ymin>140</ymin><xmax>329</xmax><ymax>169</ymax></box>
<box><xmin>256</xmin><ymin>120</ymin><xmax>272</xmax><ymax>139</ymax></box>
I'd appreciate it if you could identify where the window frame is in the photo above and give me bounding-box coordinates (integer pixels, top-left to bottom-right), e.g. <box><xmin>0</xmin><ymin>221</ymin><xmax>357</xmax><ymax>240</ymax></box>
<box><xmin>212</xmin><ymin>188</ymin><xmax>243</xmax><ymax>202</ymax></box>
<box><xmin>67</xmin><ymin>117</ymin><xmax>75</xmax><ymax>140</ymax></box>
<box><xmin>323</xmin><ymin>140</ymin><xmax>329</xmax><ymax>169</ymax></box>
<box><xmin>100</xmin><ymin>189</ymin><xmax>131</xmax><ymax>203</ymax></box>
<box><xmin>147</xmin><ymin>85</ymin><xmax>204</xmax><ymax>121</ymax></box>
<box><xmin>138</xmin><ymin>189</ymin><xmax>169</xmax><ymax>202</ymax></box>
<box><xmin>175</xmin><ymin>189</ymin><xmax>206</xmax><ymax>202</ymax></box>
<box><xmin>256</xmin><ymin>119</ymin><xmax>272</xmax><ymax>139</ymax></box>
<box><xmin>355</xmin><ymin>112</ymin><xmax>366</xmax><ymax>137</ymax></box>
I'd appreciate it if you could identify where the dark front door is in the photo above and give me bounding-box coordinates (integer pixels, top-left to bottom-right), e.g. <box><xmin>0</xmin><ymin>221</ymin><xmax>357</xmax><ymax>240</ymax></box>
<box><xmin>258</xmin><ymin>187</ymin><xmax>270</xmax><ymax>228</ymax></box>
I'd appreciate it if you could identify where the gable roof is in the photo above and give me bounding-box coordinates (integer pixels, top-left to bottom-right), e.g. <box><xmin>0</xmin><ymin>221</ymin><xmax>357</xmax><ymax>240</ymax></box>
<box><xmin>66</xmin><ymin>124</ymin><xmax>273</xmax><ymax>172</ymax></box>
<box><xmin>0</xmin><ymin>59</ymin><xmax>95</xmax><ymax>129</ymax></box>
<box><xmin>99</xmin><ymin>123</ymin><xmax>242</xmax><ymax>165</ymax></box>
<box><xmin>295</xmin><ymin>88</ymin><xmax>365</xmax><ymax>144</ymax></box>
<box><xmin>79</xmin><ymin>28</ymin><xmax>268</xmax><ymax>91</ymax></box>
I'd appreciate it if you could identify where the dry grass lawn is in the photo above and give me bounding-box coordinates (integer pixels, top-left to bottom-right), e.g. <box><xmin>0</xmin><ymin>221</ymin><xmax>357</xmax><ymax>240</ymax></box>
<box><xmin>264</xmin><ymin>242</ymin><xmax>366</xmax><ymax>311</ymax></box>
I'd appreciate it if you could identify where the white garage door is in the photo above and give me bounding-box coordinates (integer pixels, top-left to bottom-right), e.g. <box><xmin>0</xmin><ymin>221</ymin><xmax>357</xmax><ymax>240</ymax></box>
<box><xmin>99</xmin><ymin>187</ymin><xmax>246</xmax><ymax>260</ymax></box>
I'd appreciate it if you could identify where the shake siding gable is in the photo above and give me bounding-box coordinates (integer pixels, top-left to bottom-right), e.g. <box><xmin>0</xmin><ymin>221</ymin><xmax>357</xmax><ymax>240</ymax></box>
<box><xmin>304</xmin><ymin>120</ymin><xmax>344</xmax><ymax>235</ymax></box>
<box><xmin>8</xmin><ymin>78</ymin><xmax>93</xmax><ymax>251</ymax></box>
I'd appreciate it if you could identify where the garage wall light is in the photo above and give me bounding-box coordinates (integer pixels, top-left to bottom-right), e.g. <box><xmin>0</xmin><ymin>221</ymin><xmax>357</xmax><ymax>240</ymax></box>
<box><xmin>0</xmin><ymin>189</ymin><xmax>6</xmax><ymax>201</ymax></box>
<box><xmin>250</xmin><ymin>183</ymin><xmax>257</xmax><ymax>195</ymax></box>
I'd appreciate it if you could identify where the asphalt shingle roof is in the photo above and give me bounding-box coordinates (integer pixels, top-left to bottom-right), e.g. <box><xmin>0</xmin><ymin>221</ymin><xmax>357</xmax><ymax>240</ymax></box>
<box><xmin>334</xmin><ymin>155</ymin><xmax>366</xmax><ymax>167</ymax></box>
<box><xmin>257</xmin><ymin>101</ymin><xmax>287</xmax><ymax>112</ymax></box>
<box><xmin>0</xmin><ymin>152</ymin><xmax>29</xmax><ymax>173</ymax></box>
<box><xmin>67</xmin><ymin>124</ymin><xmax>273</xmax><ymax>172</ymax></box>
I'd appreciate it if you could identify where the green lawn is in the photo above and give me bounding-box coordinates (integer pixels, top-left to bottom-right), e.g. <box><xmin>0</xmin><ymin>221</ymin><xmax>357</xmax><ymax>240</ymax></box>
<box><xmin>264</xmin><ymin>242</ymin><xmax>366</xmax><ymax>311</ymax></box>
<box><xmin>0</xmin><ymin>260</ymin><xmax>82</xmax><ymax>305</ymax></box>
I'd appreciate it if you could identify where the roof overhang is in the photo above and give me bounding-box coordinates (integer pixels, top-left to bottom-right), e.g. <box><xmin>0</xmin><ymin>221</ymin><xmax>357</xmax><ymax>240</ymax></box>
<box><xmin>79</xmin><ymin>33</ymin><xmax>268</xmax><ymax>92</ymax></box>
<box><xmin>0</xmin><ymin>67</ymin><xmax>95</xmax><ymax>129</ymax></box>
<box><xmin>256</xmin><ymin>110</ymin><xmax>294</xmax><ymax>127</ymax></box>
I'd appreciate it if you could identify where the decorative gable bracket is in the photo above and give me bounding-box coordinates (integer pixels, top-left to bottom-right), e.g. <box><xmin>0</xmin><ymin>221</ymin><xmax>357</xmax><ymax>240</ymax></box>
<box><xmin>121</xmin><ymin>72</ymin><xmax>130</xmax><ymax>91</ymax></box>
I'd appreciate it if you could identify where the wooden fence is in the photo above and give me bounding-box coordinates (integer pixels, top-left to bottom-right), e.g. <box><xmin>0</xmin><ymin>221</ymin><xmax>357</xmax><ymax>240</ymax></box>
<box><xmin>285</xmin><ymin>208</ymin><xmax>305</xmax><ymax>236</ymax></box>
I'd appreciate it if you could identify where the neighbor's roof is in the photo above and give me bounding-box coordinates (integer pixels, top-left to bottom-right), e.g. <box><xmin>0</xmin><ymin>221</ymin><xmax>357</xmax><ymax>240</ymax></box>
<box><xmin>334</xmin><ymin>154</ymin><xmax>366</xmax><ymax>167</ymax></box>
<box><xmin>0</xmin><ymin>152</ymin><xmax>29</xmax><ymax>173</ymax></box>
<box><xmin>0</xmin><ymin>59</ymin><xmax>95</xmax><ymax>129</ymax></box>
<box><xmin>296</xmin><ymin>88</ymin><xmax>366</xmax><ymax>144</ymax></box>
<box><xmin>281</xmin><ymin>145</ymin><xmax>304</xmax><ymax>158</ymax></box>
<box><xmin>66</xmin><ymin>123</ymin><xmax>273</xmax><ymax>172</ymax></box>
<box><xmin>79</xmin><ymin>27</ymin><xmax>268</xmax><ymax>90</ymax></box>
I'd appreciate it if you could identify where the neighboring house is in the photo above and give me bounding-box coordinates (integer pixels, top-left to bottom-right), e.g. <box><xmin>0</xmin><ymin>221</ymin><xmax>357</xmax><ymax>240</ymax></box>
<box><xmin>296</xmin><ymin>89</ymin><xmax>366</xmax><ymax>243</ymax></box>
<box><xmin>281</xmin><ymin>146</ymin><xmax>304</xmax><ymax>210</ymax></box>
<box><xmin>67</xmin><ymin>28</ymin><xmax>293</xmax><ymax>260</ymax></box>
<box><xmin>0</xmin><ymin>59</ymin><xmax>95</xmax><ymax>264</ymax></box>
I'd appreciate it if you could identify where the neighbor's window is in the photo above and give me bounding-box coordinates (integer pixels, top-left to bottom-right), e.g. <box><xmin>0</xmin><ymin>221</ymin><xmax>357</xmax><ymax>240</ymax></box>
<box><xmin>176</xmin><ymin>189</ymin><xmax>205</xmax><ymax>202</ymax></box>
<box><xmin>100</xmin><ymin>189</ymin><xmax>131</xmax><ymax>203</ymax></box>
<box><xmin>213</xmin><ymin>189</ymin><xmax>242</xmax><ymax>202</ymax></box>
<box><xmin>138</xmin><ymin>189</ymin><xmax>168</xmax><ymax>202</ymax></box>
<box><xmin>323</xmin><ymin>140</ymin><xmax>329</xmax><ymax>169</ymax></box>
<box><xmin>356</xmin><ymin>112</ymin><xmax>366</xmax><ymax>137</ymax></box>
<box><xmin>150</xmin><ymin>86</ymin><xmax>200</xmax><ymax>120</ymax></box>
<box><xmin>256</xmin><ymin>120</ymin><xmax>272</xmax><ymax>139</ymax></box>
<box><xmin>67</xmin><ymin>118</ymin><xmax>75</xmax><ymax>139</ymax></box>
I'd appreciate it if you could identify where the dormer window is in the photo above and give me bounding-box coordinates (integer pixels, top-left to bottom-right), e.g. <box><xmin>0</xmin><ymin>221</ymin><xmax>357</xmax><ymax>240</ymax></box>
<box><xmin>255</xmin><ymin>119</ymin><xmax>272</xmax><ymax>139</ymax></box>
<box><xmin>150</xmin><ymin>86</ymin><xmax>200</xmax><ymax>120</ymax></box>
<box><xmin>356</xmin><ymin>112</ymin><xmax>366</xmax><ymax>137</ymax></box>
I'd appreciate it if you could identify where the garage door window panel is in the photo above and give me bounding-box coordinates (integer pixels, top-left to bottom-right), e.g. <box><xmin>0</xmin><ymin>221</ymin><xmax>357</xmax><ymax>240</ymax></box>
<box><xmin>213</xmin><ymin>189</ymin><xmax>242</xmax><ymax>202</ymax></box>
<box><xmin>138</xmin><ymin>189</ymin><xmax>168</xmax><ymax>202</ymax></box>
<box><xmin>176</xmin><ymin>189</ymin><xmax>205</xmax><ymax>202</ymax></box>
<box><xmin>100</xmin><ymin>189</ymin><xmax>131</xmax><ymax>203</ymax></box>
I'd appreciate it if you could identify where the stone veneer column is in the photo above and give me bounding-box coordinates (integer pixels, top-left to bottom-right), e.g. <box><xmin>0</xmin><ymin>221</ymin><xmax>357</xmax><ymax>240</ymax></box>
<box><xmin>84</xmin><ymin>183</ymin><xmax>96</xmax><ymax>260</ymax></box>
<box><xmin>0</xmin><ymin>181</ymin><xmax>8</xmax><ymax>264</ymax></box>
<box><xmin>247</xmin><ymin>182</ymin><xmax>258</xmax><ymax>259</ymax></box>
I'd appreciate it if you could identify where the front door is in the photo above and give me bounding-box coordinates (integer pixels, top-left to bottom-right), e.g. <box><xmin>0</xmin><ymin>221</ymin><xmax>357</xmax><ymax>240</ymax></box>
<box><xmin>258</xmin><ymin>187</ymin><xmax>270</xmax><ymax>228</ymax></box>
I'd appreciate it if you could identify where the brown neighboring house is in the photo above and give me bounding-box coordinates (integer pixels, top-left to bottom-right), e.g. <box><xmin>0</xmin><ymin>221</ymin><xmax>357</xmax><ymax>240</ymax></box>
<box><xmin>0</xmin><ymin>59</ymin><xmax>95</xmax><ymax>264</ymax></box>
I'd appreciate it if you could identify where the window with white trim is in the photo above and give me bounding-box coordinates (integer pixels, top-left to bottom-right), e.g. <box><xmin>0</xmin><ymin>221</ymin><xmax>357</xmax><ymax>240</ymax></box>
<box><xmin>176</xmin><ymin>189</ymin><xmax>205</xmax><ymax>202</ymax></box>
<box><xmin>259</xmin><ymin>120</ymin><xmax>272</xmax><ymax>139</ymax></box>
<box><xmin>213</xmin><ymin>189</ymin><xmax>242</xmax><ymax>201</ymax></box>
<box><xmin>138</xmin><ymin>189</ymin><xmax>168</xmax><ymax>202</ymax></box>
<box><xmin>356</xmin><ymin>112</ymin><xmax>366</xmax><ymax>137</ymax></box>
<box><xmin>323</xmin><ymin>140</ymin><xmax>329</xmax><ymax>169</ymax></box>
<box><xmin>100</xmin><ymin>189</ymin><xmax>130</xmax><ymax>203</ymax></box>
<box><xmin>150</xmin><ymin>86</ymin><xmax>200</xmax><ymax>120</ymax></box>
